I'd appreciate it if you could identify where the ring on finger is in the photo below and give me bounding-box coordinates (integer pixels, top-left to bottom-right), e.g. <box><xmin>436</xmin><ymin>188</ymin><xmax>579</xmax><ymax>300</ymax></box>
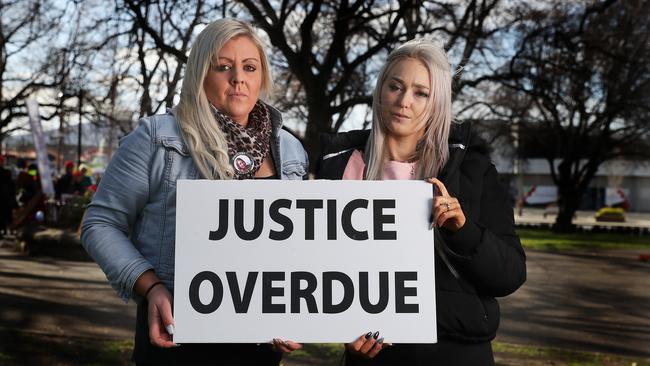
<box><xmin>445</xmin><ymin>202</ymin><xmax>451</xmax><ymax>212</ymax></box>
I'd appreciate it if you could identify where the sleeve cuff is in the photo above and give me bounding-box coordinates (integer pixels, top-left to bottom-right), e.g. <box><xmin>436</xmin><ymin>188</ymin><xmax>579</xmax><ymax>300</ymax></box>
<box><xmin>440</xmin><ymin>220</ymin><xmax>483</xmax><ymax>258</ymax></box>
<box><xmin>119</xmin><ymin>260</ymin><xmax>154</xmax><ymax>303</ymax></box>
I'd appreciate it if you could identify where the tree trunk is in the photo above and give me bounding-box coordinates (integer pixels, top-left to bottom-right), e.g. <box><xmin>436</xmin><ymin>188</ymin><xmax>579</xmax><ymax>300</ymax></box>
<box><xmin>303</xmin><ymin>97</ymin><xmax>333</xmax><ymax>174</ymax></box>
<box><xmin>553</xmin><ymin>186</ymin><xmax>581</xmax><ymax>232</ymax></box>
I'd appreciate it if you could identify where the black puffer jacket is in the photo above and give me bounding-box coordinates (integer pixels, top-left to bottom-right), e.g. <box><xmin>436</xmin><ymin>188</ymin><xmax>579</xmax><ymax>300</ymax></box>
<box><xmin>316</xmin><ymin>123</ymin><xmax>526</xmax><ymax>343</ymax></box>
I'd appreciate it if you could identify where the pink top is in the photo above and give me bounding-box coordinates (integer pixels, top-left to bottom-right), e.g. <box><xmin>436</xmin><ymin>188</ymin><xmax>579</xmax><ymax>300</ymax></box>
<box><xmin>342</xmin><ymin>150</ymin><xmax>418</xmax><ymax>180</ymax></box>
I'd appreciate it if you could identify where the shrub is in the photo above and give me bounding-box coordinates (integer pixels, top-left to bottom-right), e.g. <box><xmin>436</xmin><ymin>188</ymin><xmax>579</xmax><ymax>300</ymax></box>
<box><xmin>595</xmin><ymin>207</ymin><xmax>625</xmax><ymax>222</ymax></box>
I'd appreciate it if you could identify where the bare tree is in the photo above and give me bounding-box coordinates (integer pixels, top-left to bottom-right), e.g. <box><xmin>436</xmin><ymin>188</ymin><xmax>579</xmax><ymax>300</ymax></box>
<box><xmin>2</xmin><ymin>0</ymin><xmax>517</xmax><ymax>170</ymax></box>
<box><xmin>489</xmin><ymin>0</ymin><xmax>650</xmax><ymax>231</ymax></box>
<box><xmin>234</xmin><ymin>0</ymin><xmax>511</xmax><ymax>166</ymax></box>
<box><xmin>0</xmin><ymin>0</ymin><xmax>70</xmax><ymax>151</ymax></box>
<box><xmin>119</xmin><ymin>0</ymin><xmax>223</xmax><ymax>116</ymax></box>
<box><xmin>55</xmin><ymin>0</ymin><xmax>225</xmax><ymax>158</ymax></box>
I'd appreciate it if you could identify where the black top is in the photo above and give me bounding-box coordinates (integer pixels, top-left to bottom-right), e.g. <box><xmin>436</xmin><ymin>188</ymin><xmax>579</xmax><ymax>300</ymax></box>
<box><xmin>316</xmin><ymin>122</ymin><xmax>526</xmax><ymax>345</ymax></box>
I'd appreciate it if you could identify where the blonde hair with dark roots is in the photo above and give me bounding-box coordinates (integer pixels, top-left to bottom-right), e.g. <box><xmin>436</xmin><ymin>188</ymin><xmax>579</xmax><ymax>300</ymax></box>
<box><xmin>176</xmin><ymin>19</ymin><xmax>273</xmax><ymax>179</ymax></box>
<box><xmin>364</xmin><ymin>39</ymin><xmax>452</xmax><ymax>180</ymax></box>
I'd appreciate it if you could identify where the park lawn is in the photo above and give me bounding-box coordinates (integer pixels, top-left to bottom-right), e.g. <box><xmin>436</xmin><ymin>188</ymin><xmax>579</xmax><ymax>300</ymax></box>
<box><xmin>2</xmin><ymin>332</ymin><xmax>649</xmax><ymax>366</ymax></box>
<box><xmin>492</xmin><ymin>342</ymin><xmax>650</xmax><ymax>366</ymax></box>
<box><xmin>517</xmin><ymin>228</ymin><xmax>650</xmax><ymax>250</ymax></box>
<box><xmin>283</xmin><ymin>342</ymin><xmax>650</xmax><ymax>366</ymax></box>
<box><xmin>0</xmin><ymin>331</ymin><xmax>133</xmax><ymax>366</ymax></box>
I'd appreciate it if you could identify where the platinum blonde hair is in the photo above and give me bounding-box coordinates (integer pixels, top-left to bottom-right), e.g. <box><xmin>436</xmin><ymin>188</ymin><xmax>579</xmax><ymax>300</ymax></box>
<box><xmin>364</xmin><ymin>39</ymin><xmax>452</xmax><ymax>180</ymax></box>
<box><xmin>176</xmin><ymin>19</ymin><xmax>273</xmax><ymax>180</ymax></box>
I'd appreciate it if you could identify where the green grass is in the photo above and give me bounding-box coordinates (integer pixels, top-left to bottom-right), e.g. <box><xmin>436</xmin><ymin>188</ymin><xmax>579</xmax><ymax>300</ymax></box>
<box><xmin>0</xmin><ymin>331</ymin><xmax>133</xmax><ymax>366</ymax></box>
<box><xmin>493</xmin><ymin>341</ymin><xmax>650</xmax><ymax>366</ymax></box>
<box><xmin>2</xmin><ymin>332</ymin><xmax>648</xmax><ymax>366</ymax></box>
<box><xmin>287</xmin><ymin>342</ymin><xmax>650</xmax><ymax>366</ymax></box>
<box><xmin>284</xmin><ymin>343</ymin><xmax>343</xmax><ymax>365</ymax></box>
<box><xmin>0</xmin><ymin>352</ymin><xmax>12</xmax><ymax>362</ymax></box>
<box><xmin>517</xmin><ymin>228</ymin><xmax>650</xmax><ymax>250</ymax></box>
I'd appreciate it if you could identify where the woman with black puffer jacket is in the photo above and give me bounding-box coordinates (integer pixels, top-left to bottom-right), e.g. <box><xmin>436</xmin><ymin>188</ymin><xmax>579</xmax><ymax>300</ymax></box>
<box><xmin>316</xmin><ymin>38</ymin><xmax>526</xmax><ymax>366</ymax></box>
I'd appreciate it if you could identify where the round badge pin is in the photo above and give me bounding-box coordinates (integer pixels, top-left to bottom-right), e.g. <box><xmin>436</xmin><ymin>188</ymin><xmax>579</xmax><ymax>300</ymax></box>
<box><xmin>231</xmin><ymin>152</ymin><xmax>255</xmax><ymax>175</ymax></box>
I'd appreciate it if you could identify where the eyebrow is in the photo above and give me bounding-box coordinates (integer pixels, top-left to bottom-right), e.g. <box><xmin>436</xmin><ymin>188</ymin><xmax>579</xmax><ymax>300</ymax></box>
<box><xmin>217</xmin><ymin>56</ymin><xmax>260</xmax><ymax>63</ymax></box>
<box><xmin>390</xmin><ymin>76</ymin><xmax>430</xmax><ymax>90</ymax></box>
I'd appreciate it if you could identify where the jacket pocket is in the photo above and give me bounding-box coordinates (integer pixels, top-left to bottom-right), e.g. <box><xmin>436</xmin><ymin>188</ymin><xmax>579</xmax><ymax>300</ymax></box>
<box><xmin>160</xmin><ymin>138</ymin><xmax>196</xmax><ymax>184</ymax></box>
<box><xmin>282</xmin><ymin>160</ymin><xmax>307</xmax><ymax>180</ymax></box>
<box><xmin>161</xmin><ymin>137</ymin><xmax>189</xmax><ymax>156</ymax></box>
<box><xmin>437</xmin><ymin>289</ymin><xmax>497</xmax><ymax>341</ymax></box>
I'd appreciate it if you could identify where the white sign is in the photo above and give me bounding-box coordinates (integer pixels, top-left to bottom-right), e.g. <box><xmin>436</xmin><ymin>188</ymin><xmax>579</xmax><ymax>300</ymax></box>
<box><xmin>174</xmin><ymin>180</ymin><xmax>436</xmax><ymax>344</ymax></box>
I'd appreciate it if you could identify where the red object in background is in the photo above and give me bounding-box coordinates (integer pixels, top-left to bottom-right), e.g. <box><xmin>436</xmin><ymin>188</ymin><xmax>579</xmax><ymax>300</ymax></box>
<box><xmin>639</xmin><ymin>254</ymin><xmax>650</xmax><ymax>262</ymax></box>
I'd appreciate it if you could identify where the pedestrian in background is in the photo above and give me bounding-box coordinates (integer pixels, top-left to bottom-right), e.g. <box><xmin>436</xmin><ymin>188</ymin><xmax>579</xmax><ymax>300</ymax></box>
<box><xmin>55</xmin><ymin>161</ymin><xmax>75</xmax><ymax>200</ymax></box>
<box><xmin>0</xmin><ymin>156</ymin><xmax>17</xmax><ymax>237</ymax></box>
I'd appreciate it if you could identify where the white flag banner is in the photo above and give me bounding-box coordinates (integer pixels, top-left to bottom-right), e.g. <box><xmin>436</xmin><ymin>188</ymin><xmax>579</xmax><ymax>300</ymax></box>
<box><xmin>174</xmin><ymin>180</ymin><xmax>436</xmax><ymax>344</ymax></box>
<box><xmin>26</xmin><ymin>98</ymin><xmax>54</xmax><ymax>197</ymax></box>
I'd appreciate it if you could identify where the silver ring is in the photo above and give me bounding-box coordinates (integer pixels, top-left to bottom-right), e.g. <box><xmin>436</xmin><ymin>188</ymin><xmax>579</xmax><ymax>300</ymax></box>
<box><xmin>445</xmin><ymin>203</ymin><xmax>451</xmax><ymax>212</ymax></box>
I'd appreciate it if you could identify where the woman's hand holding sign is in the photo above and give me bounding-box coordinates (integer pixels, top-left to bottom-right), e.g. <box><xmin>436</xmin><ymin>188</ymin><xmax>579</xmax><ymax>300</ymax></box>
<box><xmin>135</xmin><ymin>270</ymin><xmax>176</xmax><ymax>348</ymax></box>
<box><xmin>428</xmin><ymin>178</ymin><xmax>466</xmax><ymax>233</ymax></box>
<box><xmin>346</xmin><ymin>331</ymin><xmax>387</xmax><ymax>359</ymax></box>
<box><xmin>271</xmin><ymin>339</ymin><xmax>303</xmax><ymax>353</ymax></box>
<box><xmin>147</xmin><ymin>282</ymin><xmax>176</xmax><ymax>348</ymax></box>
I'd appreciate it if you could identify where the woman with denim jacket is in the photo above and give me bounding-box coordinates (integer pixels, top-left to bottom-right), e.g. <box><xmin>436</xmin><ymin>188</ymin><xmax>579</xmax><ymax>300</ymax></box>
<box><xmin>316</xmin><ymin>39</ymin><xmax>526</xmax><ymax>365</ymax></box>
<box><xmin>81</xmin><ymin>19</ymin><xmax>307</xmax><ymax>365</ymax></box>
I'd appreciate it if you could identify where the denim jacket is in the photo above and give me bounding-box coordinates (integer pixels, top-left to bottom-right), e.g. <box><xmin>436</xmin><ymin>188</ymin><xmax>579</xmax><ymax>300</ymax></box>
<box><xmin>81</xmin><ymin>105</ymin><xmax>308</xmax><ymax>302</ymax></box>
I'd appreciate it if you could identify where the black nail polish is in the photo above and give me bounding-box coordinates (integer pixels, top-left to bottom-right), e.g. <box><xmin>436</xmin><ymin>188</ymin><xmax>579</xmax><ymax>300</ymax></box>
<box><xmin>365</xmin><ymin>332</ymin><xmax>372</xmax><ymax>339</ymax></box>
<box><xmin>373</xmin><ymin>331</ymin><xmax>380</xmax><ymax>339</ymax></box>
<box><xmin>378</xmin><ymin>338</ymin><xmax>384</xmax><ymax>344</ymax></box>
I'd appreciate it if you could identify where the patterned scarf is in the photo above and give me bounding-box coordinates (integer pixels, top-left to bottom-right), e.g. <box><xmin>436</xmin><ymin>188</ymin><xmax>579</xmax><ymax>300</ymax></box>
<box><xmin>212</xmin><ymin>101</ymin><xmax>272</xmax><ymax>179</ymax></box>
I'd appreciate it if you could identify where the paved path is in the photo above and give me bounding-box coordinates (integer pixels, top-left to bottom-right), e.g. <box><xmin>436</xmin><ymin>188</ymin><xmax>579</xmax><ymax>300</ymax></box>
<box><xmin>0</xmin><ymin>241</ymin><xmax>135</xmax><ymax>340</ymax></box>
<box><xmin>1</xmin><ymin>239</ymin><xmax>649</xmax><ymax>357</ymax></box>
<box><xmin>496</xmin><ymin>248</ymin><xmax>650</xmax><ymax>357</ymax></box>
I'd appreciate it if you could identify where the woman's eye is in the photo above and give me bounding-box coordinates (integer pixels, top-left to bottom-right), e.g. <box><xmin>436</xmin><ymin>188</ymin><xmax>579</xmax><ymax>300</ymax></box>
<box><xmin>215</xmin><ymin>64</ymin><xmax>232</xmax><ymax>72</ymax></box>
<box><xmin>388</xmin><ymin>84</ymin><xmax>401</xmax><ymax>91</ymax></box>
<box><xmin>416</xmin><ymin>91</ymin><xmax>429</xmax><ymax>98</ymax></box>
<box><xmin>244</xmin><ymin>64</ymin><xmax>257</xmax><ymax>72</ymax></box>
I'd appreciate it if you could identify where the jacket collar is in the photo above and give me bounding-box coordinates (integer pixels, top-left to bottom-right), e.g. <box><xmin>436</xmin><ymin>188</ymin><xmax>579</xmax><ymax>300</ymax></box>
<box><xmin>264</xmin><ymin>102</ymin><xmax>285</xmax><ymax>139</ymax></box>
<box><xmin>438</xmin><ymin>122</ymin><xmax>472</xmax><ymax>182</ymax></box>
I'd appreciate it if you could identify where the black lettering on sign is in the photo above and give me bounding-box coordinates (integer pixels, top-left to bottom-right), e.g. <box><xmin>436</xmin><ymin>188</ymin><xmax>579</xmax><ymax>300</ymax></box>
<box><xmin>359</xmin><ymin>272</ymin><xmax>389</xmax><ymax>314</ymax></box>
<box><xmin>208</xmin><ymin>199</ymin><xmax>229</xmax><ymax>240</ymax></box>
<box><xmin>373</xmin><ymin>200</ymin><xmax>397</xmax><ymax>240</ymax></box>
<box><xmin>327</xmin><ymin>200</ymin><xmax>337</xmax><ymax>240</ymax></box>
<box><xmin>291</xmin><ymin>271</ymin><xmax>318</xmax><ymax>313</ymax></box>
<box><xmin>269</xmin><ymin>199</ymin><xmax>293</xmax><ymax>240</ymax></box>
<box><xmin>188</xmin><ymin>270</ymin><xmax>420</xmax><ymax>315</ymax></box>
<box><xmin>189</xmin><ymin>271</ymin><xmax>224</xmax><ymax>314</ymax></box>
<box><xmin>323</xmin><ymin>271</ymin><xmax>354</xmax><ymax>313</ymax></box>
<box><xmin>226</xmin><ymin>272</ymin><xmax>258</xmax><ymax>313</ymax></box>
<box><xmin>342</xmin><ymin>199</ymin><xmax>369</xmax><ymax>240</ymax></box>
<box><xmin>208</xmin><ymin>199</ymin><xmax>398</xmax><ymax>241</ymax></box>
<box><xmin>235</xmin><ymin>199</ymin><xmax>264</xmax><ymax>240</ymax></box>
<box><xmin>296</xmin><ymin>200</ymin><xmax>323</xmax><ymax>240</ymax></box>
<box><xmin>262</xmin><ymin>272</ymin><xmax>285</xmax><ymax>313</ymax></box>
<box><xmin>395</xmin><ymin>271</ymin><xmax>419</xmax><ymax>313</ymax></box>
